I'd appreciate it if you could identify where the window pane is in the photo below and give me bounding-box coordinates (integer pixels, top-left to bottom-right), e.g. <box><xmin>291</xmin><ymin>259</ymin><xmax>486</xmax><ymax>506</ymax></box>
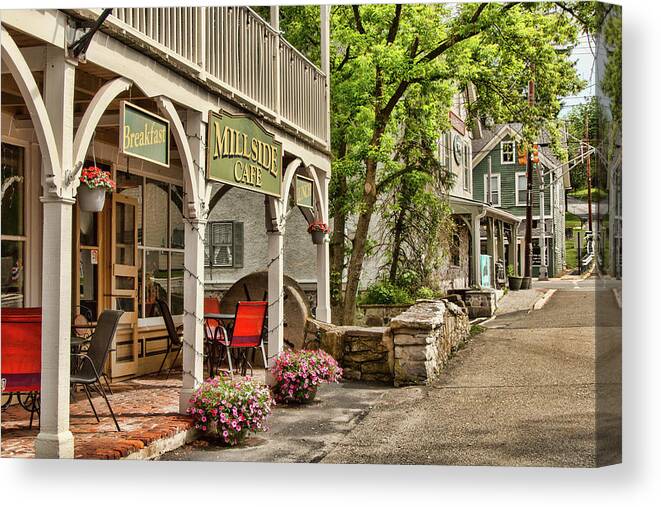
<box><xmin>1</xmin><ymin>240</ymin><xmax>24</xmax><ymax>307</ymax></box>
<box><xmin>212</xmin><ymin>222</ymin><xmax>233</xmax><ymax>267</ymax></box>
<box><xmin>170</xmin><ymin>252</ymin><xmax>184</xmax><ymax>315</ymax></box>
<box><xmin>144</xmin><ymin>179</ymin><xmax>169</xmax><ymax>248</ymax></box>
<box><xmin>115</xmin><ymin>201</ymin><xmax>135</xmax><ymax>265</ymax></box>
<box><xmin>170</xmin><ymin>185</ymin><xmax>185</xmax><ymax>249</ymax></box>
<box><xmin>137</xmin><ymin>249</ymin><xmax>143</xmax><ymax>318</ymax></box>
<box><xmin>116</xmin><ymin>171</ymin><xmax>143</xmax><ymax>244</ymax></box>
<box><xmin>79</xmin><ymin>249</ymin><xmax>98</xmax><ymax>317</ymax></box>
<box><xmin>144</xmin><ymin>250</ymin><xmax>168</xmax><ymax>317</ymax></box>
<box><xmin>79</xmin><ymin>211</ymin><xmax>98</xmax><ymax>246</ymax></box>
<box><xmin>1</xmin><ymin>143</ymin><xmax>24</xmax><ymax>236</ymax></box>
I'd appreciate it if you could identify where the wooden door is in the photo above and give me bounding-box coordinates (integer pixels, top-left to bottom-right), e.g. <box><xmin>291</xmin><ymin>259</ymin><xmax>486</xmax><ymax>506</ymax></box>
<box><xmin>109</xmin><ymin>193</ymin><xmax>139</xmax><ymax>377</ymax></box>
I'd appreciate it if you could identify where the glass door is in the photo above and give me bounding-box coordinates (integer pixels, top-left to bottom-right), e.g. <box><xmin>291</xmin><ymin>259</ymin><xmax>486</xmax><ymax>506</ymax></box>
<box><xmin>109</xmin><ymin>193</ymin><xmax>139</xmax><ymax>377</ymax></box>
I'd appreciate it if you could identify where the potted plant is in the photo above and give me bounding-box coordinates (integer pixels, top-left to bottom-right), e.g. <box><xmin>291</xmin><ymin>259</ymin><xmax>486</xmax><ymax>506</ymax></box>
<box><xmin>78</xmin><ymin>165</ymin><xmax>116</xmax><ymax>212</ymax></box>
<box><xmin>521</xmin><ymin>276</ymin><xmax>532</xmax><ymax>290</ymax></box>
<box><xmin>507</xmin><ymin>265</ymin><xmax>522</xmax><ymax>291</ymax></box>
<box><xmin>187</xmin><ymin>375</ymin><xmax>274</xmax><ymax>446</ymax></box>
<box><xmin>307</xmin><ymin>220</ymin><xmax>330</xmax><ymax>245</ymax></box>
<box><xmin>271</xmin><ymin>349</ymin><xmax>343</xmax><ymax>404</ymax></box>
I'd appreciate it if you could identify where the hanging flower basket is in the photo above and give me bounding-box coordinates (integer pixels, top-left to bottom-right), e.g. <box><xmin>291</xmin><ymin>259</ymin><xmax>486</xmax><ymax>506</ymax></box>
<box><xmin>307</xmin><ymin>220</ymin><xmax>330</xmax><ymax>245</ymax></box>
<box><xmin>78</xmin><ymin>166</ymin><xmax>115</xmax><ymax>212</ymax></box>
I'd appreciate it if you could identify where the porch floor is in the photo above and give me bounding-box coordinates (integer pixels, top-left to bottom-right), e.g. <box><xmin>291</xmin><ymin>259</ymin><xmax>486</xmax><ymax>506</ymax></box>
<box><xmin>1</xmin><ymin>373</ymin><xmax>222</xmax><ymax>459</ymax></box>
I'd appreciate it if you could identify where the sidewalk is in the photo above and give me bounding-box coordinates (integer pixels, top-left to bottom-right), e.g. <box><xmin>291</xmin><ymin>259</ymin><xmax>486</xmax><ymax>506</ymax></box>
<box><xmin>495</xmin><ymin>287</ymin><xmax>547</xmax><ymax>316</ymax></box>
<box><xmin>2</xmin><ymin>375</ymin><xmax>194</xmax><ymax>459</ymax></box>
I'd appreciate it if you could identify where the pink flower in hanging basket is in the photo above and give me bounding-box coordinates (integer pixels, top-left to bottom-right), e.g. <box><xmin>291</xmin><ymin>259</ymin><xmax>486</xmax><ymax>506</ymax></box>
<box><xmin>79</xmin><ymin>166</ymin><xmax>116</xmax><ymax>192</ymax></box>
<box><xmin>307</xmin><ymin>220</ymin><xmax>330</xmax><ymax>234</ymax></box>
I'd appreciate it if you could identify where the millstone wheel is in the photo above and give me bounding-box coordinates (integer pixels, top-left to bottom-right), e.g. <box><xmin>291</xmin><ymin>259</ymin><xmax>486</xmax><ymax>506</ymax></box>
<box><xmin>219</xmin><ymin>271</ymin><xmax>311</xmax><ymax>359</ymax></box>
<box><xmin>18</xmin><ymin>392</ymin><xmax>40</xmax><ymax>413</ymax></box>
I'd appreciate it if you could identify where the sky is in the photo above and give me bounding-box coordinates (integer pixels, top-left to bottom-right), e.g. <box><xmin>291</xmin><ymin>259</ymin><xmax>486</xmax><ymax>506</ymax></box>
<box><xmin>559</xmin><ymin>33</ymin><xmax>597</xmax><ymax>118</ymax></box>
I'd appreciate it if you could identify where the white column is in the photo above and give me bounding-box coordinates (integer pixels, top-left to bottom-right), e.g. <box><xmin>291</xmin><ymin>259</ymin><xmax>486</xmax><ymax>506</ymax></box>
<box><xmin>35</xmin><ymin>196</ymin><xmax>76</xmax><ymax>458</ymax></box>
<box><xmin>320</xmin><ymin>5</ymin><xmax>331</xmax><ymax>145</ymax></box>
<box><xmin>180</xmin><ymin>217</ymin><xmax>206</xmax><ymax>412</ymax></box>
<box><xmin>35</xmin><ymin>47</ymin><xmax>75</xmax><ymax>459</ymax></box>
<box><xmin>471</xmin><ymin>211</ymin><xmax>483</xmax><ymax>288</ymax></box>
<box><xmin>180</xmin><ymin>112</ymin><xmax>206</xmax><ymax>413</ymax></box>
<box><xmin>266</xmin><ymin>229</ymin><xmax>284</xmax><ymax>383</ymax></box>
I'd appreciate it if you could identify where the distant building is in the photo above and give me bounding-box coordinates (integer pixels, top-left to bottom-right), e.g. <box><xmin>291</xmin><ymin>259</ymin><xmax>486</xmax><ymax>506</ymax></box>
<box><xmin>472</xmin><ymin>124</ymin><xmax>570</xmax><ymax>278</ymax></box>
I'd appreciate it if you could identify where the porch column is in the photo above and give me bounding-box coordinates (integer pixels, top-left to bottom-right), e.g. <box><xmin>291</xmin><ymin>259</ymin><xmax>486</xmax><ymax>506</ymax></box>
<box><xmin>316</xmin><ymin>173</ymin><xmax>331</xmax><ymax>322</ymax></box>
<box><xmin>471</xmin><ymin>211</ymin><xmax>483</xmax><ymax>288</ymax></box>
<box><xmin>486</xmin><ymin>217</ymin><xmax>495</xmax><ymax>287</ymax></box>
<box><xmin>35</xmin><ymin>196</ymin><xmax>76</xmax><ymax>458</ymax></box>
<box><xmin>508</xmin><ymin>224</ymin><xmax>518</xmax><ymax>276</ymax></box>
<box><xmin>179</xmin><ymin>111</ymin><xmax>207</xmax><ymax>413</ymax></box>
<box><xmin>266</xmin><ymin>229</ymin><xmax>284</xmax><ymax>382</ymax></box>
<box><xmin>180</xmin><ymin>217</ymin><xmax>206</xmax><ymax>412</ymax></box>
<box><xmin>35</xmin><ymin>47</ymin><xmax>76</xmax><ymax>459</ymax></box>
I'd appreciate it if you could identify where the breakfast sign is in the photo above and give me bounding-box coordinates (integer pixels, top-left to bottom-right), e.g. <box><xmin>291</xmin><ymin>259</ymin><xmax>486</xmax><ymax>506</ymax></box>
<box><xmin>206</xmin><ymin>110</ymin><xmax>283</xmax><ymax>198</ymax></box>
<box><xmin>120</xmin><ymin>101</ymin><xmax>170</xmax><ymax>167</ymax></box>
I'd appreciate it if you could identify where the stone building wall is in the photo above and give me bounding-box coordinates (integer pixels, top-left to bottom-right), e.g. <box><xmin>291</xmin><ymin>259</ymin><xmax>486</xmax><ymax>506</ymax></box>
<box><xmin>304</xmin><ymin>298</ymin><xmax>470</xmax><ymax>386</ymax></box>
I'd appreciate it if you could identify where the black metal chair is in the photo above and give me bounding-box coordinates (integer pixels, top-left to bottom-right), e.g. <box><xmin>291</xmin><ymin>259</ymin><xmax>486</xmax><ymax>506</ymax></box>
<box><xmin>156</xmin><ymin>298</ymin><xmax>184</xmax><ymax>379</ymax></box>
<box><xmin>70</xmin><ymin>309</ymin><xmax>123</xmax><ymax>432</ymax></box>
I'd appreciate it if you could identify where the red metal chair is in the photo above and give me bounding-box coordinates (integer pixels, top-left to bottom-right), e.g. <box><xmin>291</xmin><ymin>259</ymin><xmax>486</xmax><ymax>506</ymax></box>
<box><xmin>204</xmin><ymin>297</ymin><xmax>222</xmax><ymax>341</ymax></box>
<box><xmin>218</xmin><ymin>301</ymin><xmax>268</xmax><ymax>377</ymax></box>
<box><xmin>1</xmin><ymin>307</ymin><xmax>42</xmax><ymax>428</ymax></box>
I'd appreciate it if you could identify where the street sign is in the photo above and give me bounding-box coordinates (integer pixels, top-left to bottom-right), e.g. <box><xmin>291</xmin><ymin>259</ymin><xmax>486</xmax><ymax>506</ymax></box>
<box><xmin>206</xmin><ymin>110</ymin><xmax>283</xmax><ymax>198</ymax></box>
<box><xmin>120</xmin><ymin>101</ymin><xmax>170</xmax><ymax>167</ymax></box>
<box><xmin>295</xmin><ymin>175</ymin><xmax>314</xmax><ymax>209</ymax></box>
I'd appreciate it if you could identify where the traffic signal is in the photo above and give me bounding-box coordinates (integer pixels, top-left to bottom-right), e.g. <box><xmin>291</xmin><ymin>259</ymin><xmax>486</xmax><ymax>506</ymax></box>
<box><xmin>517</xmin><ymin>146</ymin><xmax>527</xmax><ymax>165</ymax></box>
<box><xmin>532</xmin><ymin>144</ymin><xmax>540</xmax><ymax>164</ymax></box>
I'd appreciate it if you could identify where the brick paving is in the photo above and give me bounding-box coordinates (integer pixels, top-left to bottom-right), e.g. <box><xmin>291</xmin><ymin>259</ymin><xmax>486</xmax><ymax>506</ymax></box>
<box><xmin>1</xmin><ymin>374</ymin><xmax>194</xmax><ymax>459</ymax></box>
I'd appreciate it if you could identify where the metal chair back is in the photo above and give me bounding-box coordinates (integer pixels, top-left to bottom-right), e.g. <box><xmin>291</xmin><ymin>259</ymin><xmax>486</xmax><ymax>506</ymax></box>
<box><xmin>156</xmin><ymin>299</ymin><xmax>182</xmax><ymax>347</ymax></box>
<box><xmin>230</xmin><ymin>301</ymin><xmax>267</xmax><ymax>347</ymax></box>
<box><xmin>1</xmin><ymin>307</ymin><xmax>42</xmax><ymax>392</ymax></box>
<box><xmin>77</xmin><ymin>309</ymin><xmax>123</xmax><ymax>382</ymax></box>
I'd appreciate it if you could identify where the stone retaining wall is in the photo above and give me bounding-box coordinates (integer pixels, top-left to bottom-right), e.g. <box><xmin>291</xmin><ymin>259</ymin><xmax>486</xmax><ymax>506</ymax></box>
<box><xmin>304</xmin><ymin>299</ymin><xmax>469</xmax><ymax>386</ymax></box>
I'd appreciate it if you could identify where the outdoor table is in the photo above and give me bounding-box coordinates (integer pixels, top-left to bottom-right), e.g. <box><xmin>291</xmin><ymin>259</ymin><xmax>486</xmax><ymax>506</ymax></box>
<box><xmin>203</xmin><ymin>313</ymin><xmax>236</xmax><ymax>377</ymax></box>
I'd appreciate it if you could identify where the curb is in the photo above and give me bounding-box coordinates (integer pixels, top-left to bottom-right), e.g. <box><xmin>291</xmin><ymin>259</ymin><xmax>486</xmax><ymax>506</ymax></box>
<box><xmin>122</xmin><ymin>428</ymin><xmax>199</xmax><ymax>461</ymax></box>
<box><xmin>533</xmin><ymin>289</ymin><xmax>556</xmax><ymax>310</ymax></box>
<box><xmin>612</xmin><ymin>288</ymin><xmax>622</xmax><ymax>309</ymax></box>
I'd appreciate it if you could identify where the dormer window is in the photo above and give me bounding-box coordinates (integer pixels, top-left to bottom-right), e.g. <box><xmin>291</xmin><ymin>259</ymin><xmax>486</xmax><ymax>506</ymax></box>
<box><xmin>501</xmin><ymin>141</ymin><xmax>515</xmax><ymax>164</ymax></box>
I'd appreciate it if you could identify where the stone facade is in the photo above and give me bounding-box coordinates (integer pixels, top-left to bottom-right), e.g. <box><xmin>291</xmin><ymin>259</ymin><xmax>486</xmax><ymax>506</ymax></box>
<box><xmin>304</xmin><ymin>299</ymin><xmax>469</xmax><ymax>386</ymax></box>
<box><xmin>448</xmin><ymin>288</ymin><xmax>498</xmax><ymax>318</ymax></box>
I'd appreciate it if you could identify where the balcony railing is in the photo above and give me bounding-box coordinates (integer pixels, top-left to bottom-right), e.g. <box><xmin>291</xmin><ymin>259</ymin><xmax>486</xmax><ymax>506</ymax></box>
<box><xmin>109</xmin><ymin>7</ymin><xmax>328</xmax><ymax>145</ymax></box>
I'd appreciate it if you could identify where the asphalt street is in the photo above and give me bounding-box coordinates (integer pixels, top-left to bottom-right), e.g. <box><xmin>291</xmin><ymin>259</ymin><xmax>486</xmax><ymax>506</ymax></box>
<box><xmin>161</xmin><ymin>276</ymin><xmax>621</xmax><ymax>467</ymax></box>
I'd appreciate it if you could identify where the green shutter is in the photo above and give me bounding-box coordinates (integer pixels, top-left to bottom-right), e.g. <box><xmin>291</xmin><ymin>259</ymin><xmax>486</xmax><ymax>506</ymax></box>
<box><xmin>233</xmin><ymin>222</ymin><xmax>244</xmax><ymax>268</ymax></box>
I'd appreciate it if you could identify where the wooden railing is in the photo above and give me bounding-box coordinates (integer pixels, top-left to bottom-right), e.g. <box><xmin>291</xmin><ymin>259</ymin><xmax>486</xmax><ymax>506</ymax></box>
<box><xmin>109</xmin><ymin>6</ymin><xmax>327</xmax><ymax>145</ymax></box>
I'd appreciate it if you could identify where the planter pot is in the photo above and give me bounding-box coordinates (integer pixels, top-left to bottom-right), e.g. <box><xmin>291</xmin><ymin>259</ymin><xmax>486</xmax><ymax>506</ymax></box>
<box><xmin>520</xmin><ymin>276</ymin><xmax>532</xmax><ymax>290</ymax></box>
<box><xmin>78</xmin><ymin>186</ymin><xmax>106</xmax><ymax>212</ymax></box>
<box><xmin>508</xmin><ymin>276</ymin><xmax>523</xmax><ymax>291</ymax></box>
<box><xmin>310</xmin><ymin>230</ymin><xmax>326</xmax><ymax>245</ymax></box>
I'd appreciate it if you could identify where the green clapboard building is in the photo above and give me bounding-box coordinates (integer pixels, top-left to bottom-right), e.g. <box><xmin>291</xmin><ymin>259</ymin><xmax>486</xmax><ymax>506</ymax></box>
<box><xmin>472</xmin><ymin>124</ymin><xmax>571</xmax><ymax>277</ymax></box>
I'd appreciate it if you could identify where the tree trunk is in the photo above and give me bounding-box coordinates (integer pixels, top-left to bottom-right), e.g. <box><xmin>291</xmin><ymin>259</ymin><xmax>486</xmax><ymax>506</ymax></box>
<box><xmin>389</xmin><ymin>202</ymin><xmax>407</xmax><ymax>284</ymax></box>
<box><xmin>342</xmin><ymin>157</ymin><xmax>378</xmax><ymax>325</ymax></box>
<box><xmin>329</xmin><ymin>174</ymin><xmax>347</xmax><ymax>324</ymax></box>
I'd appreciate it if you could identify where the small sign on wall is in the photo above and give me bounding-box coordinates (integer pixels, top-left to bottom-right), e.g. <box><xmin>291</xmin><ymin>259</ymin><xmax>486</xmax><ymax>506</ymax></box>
<box><xmin>295</xmin><ymin>175</ymin><xmax>314</xmax><ymax>209</ymax></box>
<box><xmin>91</xmin><ymin>249</ymin><xmax>99</xmax><ymax>265</ymax></box>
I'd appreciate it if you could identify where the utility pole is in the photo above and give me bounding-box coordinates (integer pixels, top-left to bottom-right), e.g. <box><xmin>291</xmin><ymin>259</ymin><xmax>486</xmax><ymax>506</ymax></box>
<box><xmin>585</xmin><ymin>112</ymin><xmax>593</xmax><ymax>234</ymax></box>
<box><xmin>524</xmin><ymin>69</ymin><xmax>535</xmax><ymax>280</ymax></box>
<box><xmin>537</xmin><ymin>146</ymin><xmax>548</xmax><ymax>280</ymax></box>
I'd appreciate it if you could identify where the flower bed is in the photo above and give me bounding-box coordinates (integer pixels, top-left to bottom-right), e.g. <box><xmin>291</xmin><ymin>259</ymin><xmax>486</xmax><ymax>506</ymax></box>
<box><xmin>187</xmin><ymin>376</ymin><xmax>274</xmax><ymax>445</ymax></box>
<box><xmin>271</xmin><ymin>349</ymin><xmax>343</xmax><ymax>404</ymax></box>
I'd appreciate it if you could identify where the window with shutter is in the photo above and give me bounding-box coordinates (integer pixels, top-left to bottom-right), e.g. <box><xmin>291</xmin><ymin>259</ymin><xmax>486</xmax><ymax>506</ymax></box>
<box><xmin>233</xmin><ymin>222</ymin><xmax>244</xmax><ymax>268</ymax></box>
<box><xmin>203</xmin><ymin>221</ymin><xmax>244</xmax><ymax>268</ymax></box>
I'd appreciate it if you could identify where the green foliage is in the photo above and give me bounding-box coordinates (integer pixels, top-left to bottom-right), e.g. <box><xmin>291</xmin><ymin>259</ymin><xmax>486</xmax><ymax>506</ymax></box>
<box><xmin>507</xmin><ymin>264</ymin><xmax>516</xmax><ymax>278</ymax></box>
<box><xmin>359</xmin><ymin>281</ymin><xmax>413</xmax><ymax>306</ymax></box>
<box><xmin>569</xmin><ymin>187</ymin><xmax>608</xmax><ymax>202</ymax></box>
<box><xmin>415</xmin><ymin>286</ymin><xmax>443</xmax><ymax>300</ymax></box>
<box><xmin>565</xmin><ymin>96</ymin><xmax>602</xmax><ymax>190</ymax></box>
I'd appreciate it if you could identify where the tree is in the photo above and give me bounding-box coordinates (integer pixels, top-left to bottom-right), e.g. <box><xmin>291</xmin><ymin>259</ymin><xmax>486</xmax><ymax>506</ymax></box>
<box><xmin>565</xmin><ymin>96</ymin><xmax>602</xmax><ymax>190</ymax></box>
<box><xmin>329</xmin><ymin>3</ymin><xmax>586</xmax><ymax>324</ymax></box>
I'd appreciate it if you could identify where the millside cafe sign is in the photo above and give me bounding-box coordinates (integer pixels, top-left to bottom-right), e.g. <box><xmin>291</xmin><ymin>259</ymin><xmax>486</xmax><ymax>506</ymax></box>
<box><xmin>206</xmin><ymin>110</ymin><xmax>282</xmax><ymax>198</ymax></box>
<box><xmin>120</xmin><ymin>101</ymin><xmax>170</xmax><ymax>167</ymax></box>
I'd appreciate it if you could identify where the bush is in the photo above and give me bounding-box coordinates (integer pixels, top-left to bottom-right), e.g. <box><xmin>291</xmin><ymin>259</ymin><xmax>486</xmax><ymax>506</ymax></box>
<box><xmin>415</xmin><ymin>286</ymin><xmax>443</xmax><ymax>300</ymax></box>
<box><xmin>271</xmin><ymin>349</ymin><xmax>343</xmax><ymax>404</ymax></box>
<box><xmin>359</xmin><ymin>280</ymin><xmax>413</xmax><ymax>305</ymax></box>
<box><xmin>187</xmin><ymin>376</ymin><xmax>274</xmax><ymax>445</ymax></box>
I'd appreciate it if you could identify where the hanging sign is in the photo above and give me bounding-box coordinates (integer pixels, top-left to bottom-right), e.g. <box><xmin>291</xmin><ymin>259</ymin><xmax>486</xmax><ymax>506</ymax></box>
<box><xmin>295</xmin><ymin>175</ymin><xmax>314</xmax><ymax>209</ymax></box>
<box><xmin>119</xmin><ymin>101</ymin><xmax>170</xmax><ymax>167</ymax></box>
<box><xmin>206</xmin><ymin>110</ymin><xmax>282</xmax><ymax>198</ymax></box>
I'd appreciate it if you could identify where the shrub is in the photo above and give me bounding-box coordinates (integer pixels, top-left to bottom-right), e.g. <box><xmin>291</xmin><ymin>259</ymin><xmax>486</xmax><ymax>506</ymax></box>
<box><xmin>415</xmin><ymin>286</ymin><xmax>443</xmax><ymax>300</ymax></box>
<box><xmin>359</xmin><ymin>280</ymin><xmax>413</xmax><ymax>305</ymax></box>
<box><xmin>271</xmin><ymin>349</ymin><xmax>343</xmax><ymax>404</ymax></box>
<box><xmin>187</xmin><ymin>375</ymin><xmax>274</xmax><ymax>445</ymax></box>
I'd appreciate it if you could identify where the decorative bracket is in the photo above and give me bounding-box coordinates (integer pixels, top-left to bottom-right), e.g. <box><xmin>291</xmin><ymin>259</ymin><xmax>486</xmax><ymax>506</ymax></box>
<box><xmin>67</xmin><ymin>9</ymin><xmax>113</xmax><ymax>63</ymax></box>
